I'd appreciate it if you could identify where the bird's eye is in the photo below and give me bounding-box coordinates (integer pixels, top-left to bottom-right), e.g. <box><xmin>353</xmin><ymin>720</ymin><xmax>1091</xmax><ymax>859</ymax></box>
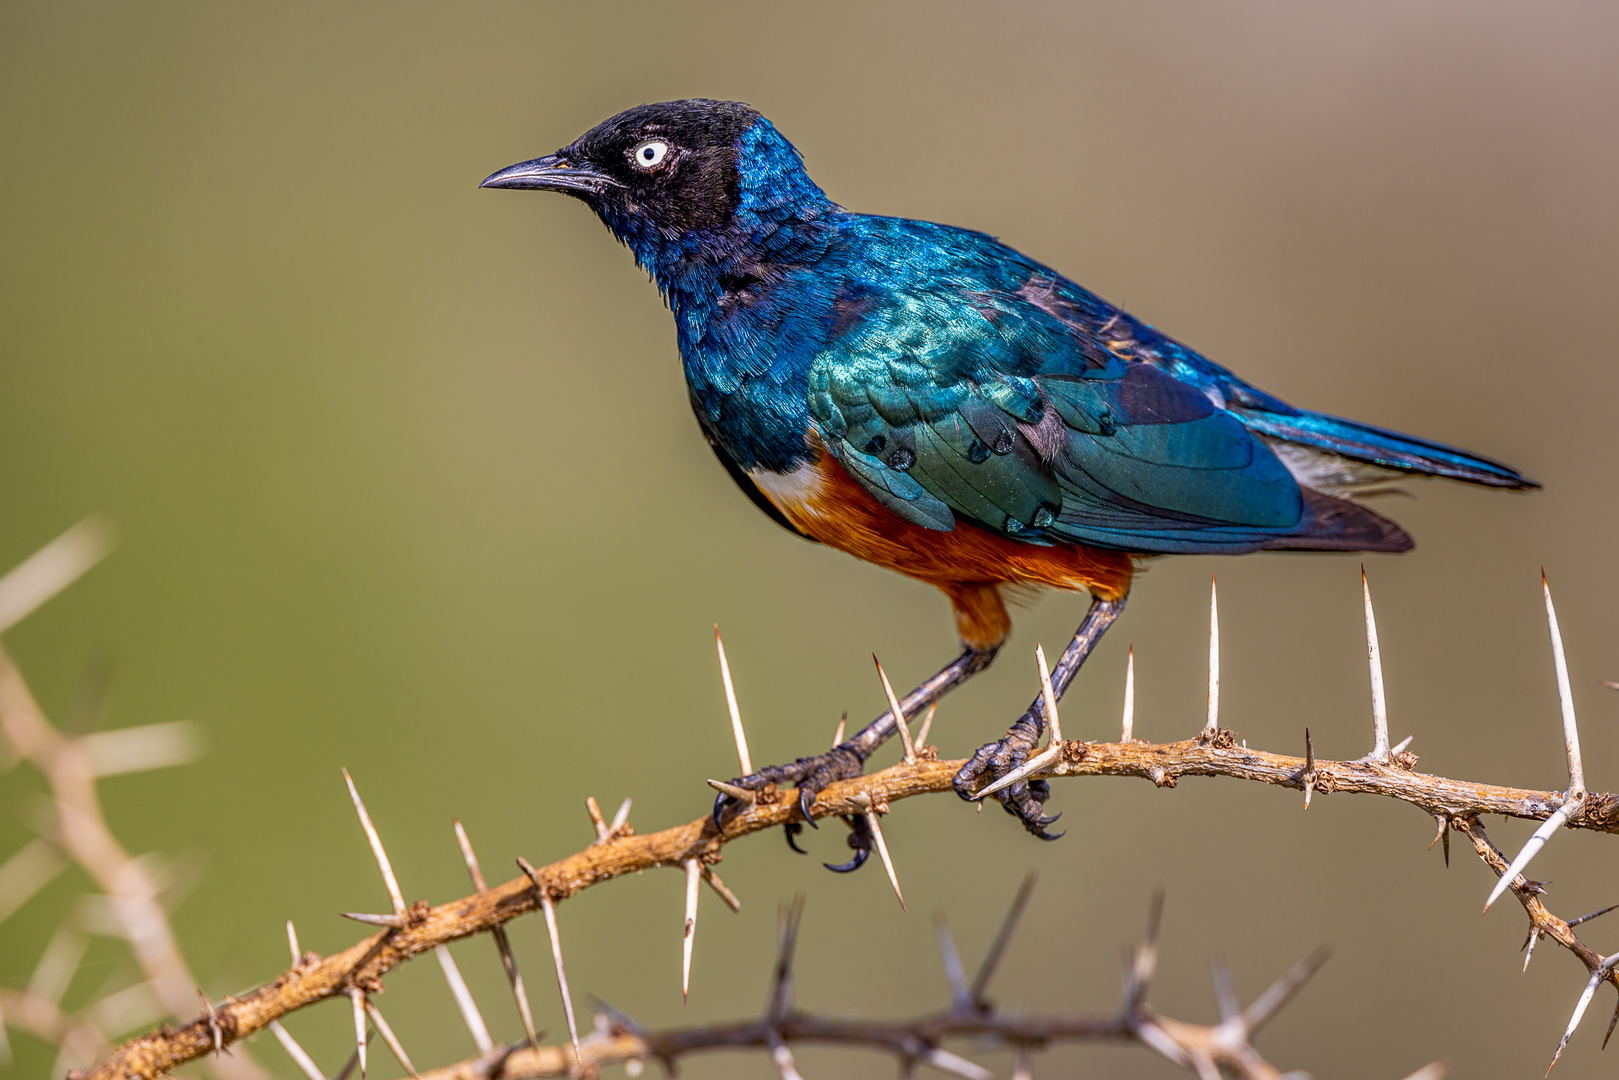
<box><xmin>630</xmin><ymin>139</ymin><xmax>670</xmax><ymax>170</ymax></box>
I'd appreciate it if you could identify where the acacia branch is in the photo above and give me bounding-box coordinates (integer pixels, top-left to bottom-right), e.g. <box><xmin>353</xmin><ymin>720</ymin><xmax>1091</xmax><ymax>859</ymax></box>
<box><xmin>84</xmin><ymin>734</ymin><xmax>1617</xmax><ymax>1080</ymax></box>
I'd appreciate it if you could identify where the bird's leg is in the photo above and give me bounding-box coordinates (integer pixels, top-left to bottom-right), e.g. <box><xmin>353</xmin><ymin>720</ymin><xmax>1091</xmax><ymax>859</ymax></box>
<box><xmin>952</xmin><ymin>594</ymin><xmax>1126</xmax><ymax>839</ymax></box>
<box><xmin>713</xmin><ymin>644</ymin><xmax>1000</xmax><ymax>835</ymax></box>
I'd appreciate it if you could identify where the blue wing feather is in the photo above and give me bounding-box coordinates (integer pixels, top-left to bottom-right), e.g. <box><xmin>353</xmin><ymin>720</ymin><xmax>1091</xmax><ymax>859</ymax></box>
<box><xmin>803</xmin><ymin>217</ymin><xmax>1535</xmax><ymax>554</ymax></box>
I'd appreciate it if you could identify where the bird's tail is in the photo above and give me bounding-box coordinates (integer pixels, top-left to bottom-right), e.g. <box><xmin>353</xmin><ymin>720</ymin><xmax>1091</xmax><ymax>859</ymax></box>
<box><xmin>1232</xmin><ymin>408</ymin><xmax>1538</xmax><ymax>490</ymax></box>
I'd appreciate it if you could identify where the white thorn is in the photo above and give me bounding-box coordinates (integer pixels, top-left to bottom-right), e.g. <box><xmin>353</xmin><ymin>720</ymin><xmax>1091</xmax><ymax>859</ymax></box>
<box><xmin>865</xmin><ymin>806</ymin><xmax>906</xmax><ymax>913</ymax></box>
<box><xmin>269</xmin><ymin>1020</ymin><xmax>325</xmax><ymax>1080</ymax></box>
<box><xmin>541</xmin><ymin>892</ymin><xmax>581</xmax><ymax>1064</ymax></box>
<box><xmin>342</xmin><ymin>768</ymin><xmax>406</xmax><ymax>917</ymax></box>
<box><xmin>769</xmin><ymin>1035</ymin><xmax>805</xmax><ymax>1080</ymax></box>
<box><xmin>833</xmin><ymin>712</ymin><xmax>847</xmax><ymax>746</ymax></box>
<box><xmin>611</xmin><ymin>797</ymin><xmax>633</xmax><ymax>833</ymax></box>
<box><xmin>874</xmin><ymin>656</ymin><xmax>915</xmax><ymax>762</ymax></box>
<box><xmin>705</xmin><ymin>778</ymin><xmax>756</xmax><ymax>803</ymax></box>
<box><xmin>82</xmin><ymin>720</ymin><xmax>205</xmax><ymax>777</ymax></box>
<box><xmin>702</xmin><ymin>865</ymin><xmax>742</xmax><ymax>913</ymax></box>
<box><xmin>349</xmin><ymin>988</ymin><xmax>368</xmax><ymax>1078</ymax></box>
<box><xmin>1363</xmin><ymin>568</ymin><xmax>1390</xmax><ymax>761</ymax></box>
<box><xmin>435</xmin><ymin>945</ymin><xmax>493</xmax><ymax>1052</ymax></box>
<box><xmin>585</xmin><ymin>796</ymin><xmax>608</xmax><ymax>841</ymax></box>
<box><xmin>682</xmin><ymin>858</ymin><xmax>701</xmax><ymax>1001</ymax></box>
<box><xmin>1484</xmin><ymin>796</ymin><xmax>1584</xmax><ymax>912</ymax></box>
<box><xmin>1035</xmin><ymin>644</ymin><xmax>1062</xmax><ymax>744</ymax></box>
<box><xmin>0</xmin><ymin>516</ymin><xmax>114</xmax><ymax>635</ymax></box>
<box><xmin>921</xmin><ymin>1047</ymin><xmax>997</xmax><ymax>1080</ymax></box>
<box><xmin>365</xmin><ymin>1000</ymin><xmax>418</xmax><ymax>1079</ymax></box>
<box><xmin>286</xmin><ymin>920</ymin><xmax>301</xmax><ymax>966</ymax></box>
<box><xmin>1121</xmin><ymin>646</ymin><xmax>1135</xmax><ymax>742</ymax></box>
<box><xmin>714</xmin><ymin>625</ymin><xmax>752</xmax><ymax>775</ymax></box>
<box><xmin>1011</xmin><ymin>1047</ymin><xmax>1033</xmax><ymax>1080</ymax></box>
<box><xmin>1392</xmin><ymin>734</ymin><xmax>1414</xmax><ymax>756</ymax></box>
<box><xmin>915</xmin><ymin>704</ymin><xmax>936</xmax><ymax>749</ymax></box>
<box><xmin>0</xmin><ymin>838</ymin><xmax>68</xmax><ymax>928</ymax></box>
<box><xmin>1552</xmin><ymin>954</ymin><xmax>1619</xmax><ymax>1069</ymax></box>
<box><xmin>454</xmin><ymin>821</ymin><xmax>541</xmax><ymax>1051</ymax></box>
<box><xmin>972</xmin><ymin>743</ymin><xmax>1061</xmax><ymax>801</ymax></box>
<box><xmin>1545</xmin><ymin>574</ymin><xmax>1585</xmax><ymax>800</ymax></box>
<box><xmin>1203</xmin><ymin>577</ymin><xmax>1219</xmax><ymax>736</ymax></box>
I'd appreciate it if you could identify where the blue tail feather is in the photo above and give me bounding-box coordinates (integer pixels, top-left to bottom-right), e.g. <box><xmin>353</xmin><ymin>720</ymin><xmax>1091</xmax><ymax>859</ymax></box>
<box><xmin>1231</xmin><ymin>408</ymin><xmax>1538</xmax><ymax>490</ymax></box>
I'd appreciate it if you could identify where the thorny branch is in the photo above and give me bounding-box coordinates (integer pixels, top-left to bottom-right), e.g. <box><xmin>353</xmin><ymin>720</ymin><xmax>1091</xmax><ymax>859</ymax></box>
<box><xmin>402</xmin><ymin>892</ymin><xmax>1394</xmax><ymax>1080</ymax></box>
<box><xmin>1</xmin><ymin>523</ymin><xmax>1614</xmax><ymax>1077</ymax></box>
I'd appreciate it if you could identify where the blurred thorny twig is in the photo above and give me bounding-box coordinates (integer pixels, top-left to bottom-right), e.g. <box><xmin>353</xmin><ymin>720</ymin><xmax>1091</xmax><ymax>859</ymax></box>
<box><xmin>0</xmin><ymin>522</ymin><xmax>1614</xmax><ymax>1078</ymax></box>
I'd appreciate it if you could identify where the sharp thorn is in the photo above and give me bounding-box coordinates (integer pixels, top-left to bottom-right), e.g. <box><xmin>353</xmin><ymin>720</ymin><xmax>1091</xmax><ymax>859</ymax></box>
<box><xmin>452</xmin><ymin>819</ymin><xmax>489</xmax><ymax>891</ymax></box>
<box><xmin>585</xmin><ymin>796</ymin><xmax>608</xmax><ymax>842</ymax></box>
<box><xmin>1485</xmin><ymin>797</ymin><xmax>1584</xmax><ymax>912</ymax></box>
<box><xmin>971</xmin><ymin>743</ymin><xmax>1060</xmax><ymax>801</ymax></box>
<box><xmin>1240</xmin><ymin>944</ymin><xmax>1332</xmax><ymax>1034</ymax></box>
<box><xmin>971</xmin><ymin>871</ymin><xmax>1037</xmax><ymax>1001</ymax></box>
<box><xmin>864</xmin><ymin>809</ymin><xmax>905</xmax><ymax>912</ymax></box>
<box><xmin>706</xmin><ymin>778</ymin><xmax>756</xmax><ymax>802</ymax></box>
<box><xmin>1035</xmin><ymin>644</ymin><xmax>1063</xmax><ymax>743</ymax></box>
<box><xmin>1128</xmin><ymin>890</ymin><xmax>1166</xmax><ymax>1010</ymax></box>
<box><xmin>682</xmin><ymin>859</ymin><xmax>701</xmax><ymax>1002</ymax></box>
<box><xmin>611</xmin><ymin>797</ymin><xmax>632</xmax><ymax>833</ymax></box>
<box><xmin>1211</xmin><ymin>956</ymin><xmax>1237</xmax><ymax>1023</ymax></box>
<box><xmin>1121</xmin><ymin>646</ymin><xmax>1135</xmax><ymax>742</ymax></box>
<box><xmin>349</xmin><ymin>987</ymin><xmax>368</xmax><ymax>1078</ymax></box>
<box><xmin>342</xmin><ymin>768</ymin><xmax>407</xmax><ymax>917</ymax></box>
<box><xmin>701</xmin><ymin>864</ymin><xmax>742</xmax><ymax>913</ymax></box>
<box><xmin>1550</xmin><ymin>957</ymin><xmax>1619</xmax><ymax>1073</ymax></box>
<box><xmin>873</xmin><ymin>655</ymin><xmax>916</xmax><ymax>762</ymax></box>
<box><xmin>436</xmin><ymin>945</ymin><xmax>493</xmax><ymax>1052</ymax></box>
<box><xmin>768</xmin><ymin>896</ymin><xmax>806</xmax><ymax>1021</ymax></box>
<box><xmin>833</xmin><ymin>710</ymin><xmax>847</xmax><ymax>747</ymax></box>
<box><xmin>286</xmin><ymin>920</ymin><xmax>301</xmax><ymax>967</ymax></box>
<box><xmin>539</xmin><ymin>889</ymin><xmax>581</xmax><ymax>1064</ymax></box>
<box><xmin>364</xmin><ymin>1000</ymin><xmax>418</xmax><ymax>1079</ymax></box>
<box><xmin>1363</xmin><ymin>567</ymin><xmax>1390</xmax><ymax>761</ymax></box>
<box><xmin>933</xmin><ymin>912</ymin><xmax>969</xmax><ymax>1004</ymax></box>
<box><xmin>1570</xmin><ymin>903</ymin><xmax>1619</xmax><ymax>928</ymax></box>
<box><xmin>341</xmin><ymin>911</ymin><xmax>407</xmax><ymax>928</ymax></box>
<box><xmin>714</xmin><ymin>624</ymin><xmax>752</xmax><ymax>775</ymax></box>
<box><xmin>268</xmin><ymin>1021</ymin><xmax>325</xmax><ymax>1080</ymax></box>
<box><xmin>1544</xmin><ymin>574</ymin><xmax>1586</xmax><ymax>800</ymax></box>
<box><xmin>915</xmin><ymin>704</ymin><xmax>936</xmax><ymax>749</ymax></box>
<box><xmin>1203</xmin><ymin>575</ymin><xmax>1219</xmax><ymax>736</ymax></box>
<box><xmin>1392</xmin><ymin>734</ymin><xmax>1414</xmax><ymax>755</ymax></box>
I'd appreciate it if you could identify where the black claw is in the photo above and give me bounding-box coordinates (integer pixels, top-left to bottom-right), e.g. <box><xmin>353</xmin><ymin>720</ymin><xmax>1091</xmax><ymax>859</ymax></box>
<box><xmin>798</xmin><ymin>787</ymin><xmax>819</xmax><ymax>828</ymax></box>
<box><xmin>712</xmin><ymin>792</ymin><xmax>728</xmax><ymax>833</ymax></box>
<box><xmin>824</xmin><ymin>848</ymin><xmax>870</xmax><ymax>873</ymax></box>
<box><xmin>783</xmin><ymin>821</ymin><xmax>807</xmax><ymax>855</ymax></box>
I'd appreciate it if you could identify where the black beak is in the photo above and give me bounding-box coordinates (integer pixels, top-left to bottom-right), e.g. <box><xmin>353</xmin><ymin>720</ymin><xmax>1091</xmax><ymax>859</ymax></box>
<box><xmin>479</xmin><ymin>153</ymin><xmax>622</xmax><ymax>194</ymax></box>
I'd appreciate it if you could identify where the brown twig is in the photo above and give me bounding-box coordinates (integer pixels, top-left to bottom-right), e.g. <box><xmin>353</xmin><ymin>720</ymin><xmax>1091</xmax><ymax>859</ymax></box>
<box><xmin>80</xmin><ymin>732</ymin><xmax>1619</xmax><ymax>1080</ymax></box>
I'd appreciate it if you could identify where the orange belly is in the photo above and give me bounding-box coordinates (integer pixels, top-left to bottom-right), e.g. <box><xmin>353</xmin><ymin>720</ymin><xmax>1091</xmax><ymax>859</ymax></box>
<box><xmin>750</xmin><ymin>446</ymin><xmax>1134</xmax><ymax>650</ymax></box>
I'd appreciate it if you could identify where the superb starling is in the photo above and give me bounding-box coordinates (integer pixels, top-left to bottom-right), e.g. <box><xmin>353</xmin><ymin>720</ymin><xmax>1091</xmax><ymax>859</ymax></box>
<box><xmin>482</xmin><ymin>99</ymin><xmax>1533</xmax><ymax>848</ymax></box>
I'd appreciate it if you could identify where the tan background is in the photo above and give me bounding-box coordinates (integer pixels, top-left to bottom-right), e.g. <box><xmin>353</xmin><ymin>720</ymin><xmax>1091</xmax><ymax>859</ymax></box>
<box><xmin>3</xmin><ymin>2</ymin><xmax>1617</xmax><ymax>1076</ymax></box>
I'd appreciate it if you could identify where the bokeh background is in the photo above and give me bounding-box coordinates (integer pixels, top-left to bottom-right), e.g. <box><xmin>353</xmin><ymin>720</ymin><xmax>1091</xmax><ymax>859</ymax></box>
<box><xmin>3</xmin><ymin>2</ymin><xmax>1617</xmax><ymax>1077</ymax></box>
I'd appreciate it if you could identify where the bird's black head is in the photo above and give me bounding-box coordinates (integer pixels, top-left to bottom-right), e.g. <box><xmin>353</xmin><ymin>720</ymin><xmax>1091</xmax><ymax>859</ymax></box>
<box><xmin>483</xmin><ymin>100</ymin><xmax>833</xmax><ymax>276</ymax></box>
<box><xmin>482</xmin><ymin>99</ymin><xmax>766</xmax><ymax>234</ymax></box>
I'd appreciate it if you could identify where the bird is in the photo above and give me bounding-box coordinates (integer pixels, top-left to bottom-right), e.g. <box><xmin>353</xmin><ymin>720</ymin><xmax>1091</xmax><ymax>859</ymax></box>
<box><xmin>482</xmin><ymin>99</ymin><xmax>1535</xmax><ymax>860</ymax></box>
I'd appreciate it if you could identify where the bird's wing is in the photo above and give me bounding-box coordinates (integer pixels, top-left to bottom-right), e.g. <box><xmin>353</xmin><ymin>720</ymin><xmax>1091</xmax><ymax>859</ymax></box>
<box><xmin>808</xmin><ymin>280</ymin><xmax>1405</xmax><ymax>554</ymax></box>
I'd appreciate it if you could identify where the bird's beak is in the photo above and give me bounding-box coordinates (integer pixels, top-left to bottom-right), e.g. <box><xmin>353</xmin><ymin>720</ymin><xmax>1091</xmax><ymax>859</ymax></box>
<box><xmin>479</xmin><ymin>152</ymin><xmax>622</xmax><ymax>194</ymax></box>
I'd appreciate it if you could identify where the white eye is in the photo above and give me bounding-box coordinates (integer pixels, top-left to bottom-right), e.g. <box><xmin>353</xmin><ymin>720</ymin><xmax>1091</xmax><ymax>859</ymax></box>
<box><xmin>630</xmin><ymin>139</ymin><xmax>670</xmax><ymax>169</ymax></box>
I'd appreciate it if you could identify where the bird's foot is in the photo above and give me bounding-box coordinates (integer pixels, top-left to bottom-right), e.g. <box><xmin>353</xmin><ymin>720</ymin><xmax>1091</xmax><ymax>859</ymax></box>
<box><xmin>952</xmin><ymin>711</ymin><xmax>1065</xmax><ymax>840</ymax></box>
<box><xmin>712</xmin><ymin>744</ymin><xmax>867</xmax><ymax>851</ymax></box>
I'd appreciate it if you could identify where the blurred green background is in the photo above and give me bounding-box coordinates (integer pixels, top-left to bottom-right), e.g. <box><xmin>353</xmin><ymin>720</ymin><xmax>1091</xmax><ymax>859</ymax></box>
<box><xmin>3</xmin><ymin>2</ymin><xmax>1617</xmax><ymax>1077</ymax></box>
